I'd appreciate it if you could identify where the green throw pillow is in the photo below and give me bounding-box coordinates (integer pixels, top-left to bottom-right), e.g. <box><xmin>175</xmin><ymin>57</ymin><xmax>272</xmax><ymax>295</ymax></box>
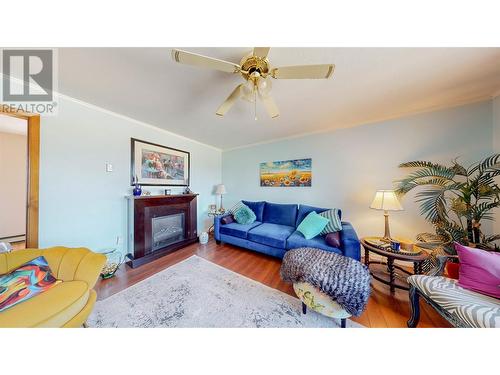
<box><xmin>296</xmin><ymin>211</ymin><xmax>329</xmax><ymax>240</ymax></box>
<box><xmin>233</xmin><ymin>204</ymin><xmax>257</xmax><ymax>225</ymax></box>
<box><xmin>319</xmin><ymin>208</ymin><xmax>342</xmax><ymax>235</ymax></box>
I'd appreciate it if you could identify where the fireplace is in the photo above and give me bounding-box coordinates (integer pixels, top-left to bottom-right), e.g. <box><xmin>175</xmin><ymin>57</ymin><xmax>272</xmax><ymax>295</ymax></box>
<box><xmin>152</xmin><ymin>213</ymin><xmax>185</xmax><ymax>251</ymax></box>
<box><xmin>126</xmin><ymin>194</ymin><xmax>198</xmax><ymax>268</ymax></box>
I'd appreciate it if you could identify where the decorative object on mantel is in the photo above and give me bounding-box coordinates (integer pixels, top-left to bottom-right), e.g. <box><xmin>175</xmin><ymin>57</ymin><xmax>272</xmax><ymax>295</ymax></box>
<box><xmin>395</xmin><ymin>154</ymin><xmax>500</xmax><ymax>255</ymax></box>
<box><xmin>126</xmin><ymin>194</ymin><xmax>198</xmax><ymax>268</ymax></box>
<box><xmin>214</xmin><ymin>184</ymin><xmax>227</xmax><ymax>211</ymax></box>
<box><xmin>131</xmin><ymin>138</ymin><xmax>190</xmax><ymax>186</ymax></box>
<box><xmin>132</xmin><ymin>175</ymin><xmax>142</xmax><ymax>196</ymax></box>
<box><xmin>369</xmin><ymin>190</ymin><xmax>404</xmax><ymax>242</ymax></box>
<box><xmin>164</xmin><ymin>189</ymin><xmax>171</xmax><ymax>195</ymax></box>
<box><xmin>183</xmin><ymin>187</ymin><xmax>193</xmax><ymax>194</ymax></box>
<box><xmin>260</xmin><ymin>158</ymin><xmax>312</xmax><ymax>187</ymax></box>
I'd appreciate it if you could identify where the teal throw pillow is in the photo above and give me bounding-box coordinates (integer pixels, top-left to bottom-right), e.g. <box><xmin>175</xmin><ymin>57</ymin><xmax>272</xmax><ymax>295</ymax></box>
<box><xmin>319</xmin><ymin>208</ymin><xmax>342</xmax><ymax>235</ymax></box>
<box><xmin>296</xmin><ymin>211</ymin><xmax>329</xmax><ymax>240</ymax></box>
<box><xmin>233</xmin><ymin>204</ymin><xmax>257</xmax><ymax>225</ymax></box>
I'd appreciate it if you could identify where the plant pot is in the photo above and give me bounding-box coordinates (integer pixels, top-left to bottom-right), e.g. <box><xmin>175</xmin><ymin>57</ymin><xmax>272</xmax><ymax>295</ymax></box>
<box><xmin>445</xmin><ymin>261</ymin><xmax>460</xmax><ymax>280</ymax></box>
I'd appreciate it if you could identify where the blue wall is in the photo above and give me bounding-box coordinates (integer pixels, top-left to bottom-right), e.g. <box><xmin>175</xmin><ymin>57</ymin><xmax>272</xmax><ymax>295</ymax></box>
<box><xmin>222</xmin><ymin>100</ymin><xmax>494</xmax><ymax>240</ymax></box>
<box><xmin>39</xmin><ymin>96</ymin><xmax>222</xmax><ymax>254</ymax></box>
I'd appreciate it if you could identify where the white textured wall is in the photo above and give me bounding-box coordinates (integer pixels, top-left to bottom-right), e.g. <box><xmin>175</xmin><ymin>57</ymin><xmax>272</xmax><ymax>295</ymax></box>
<box><xmin>0</xmin><ymin>131</ymin><xmax>27</xmax><ymax>238</ymax></box>
<box><xmin>39</xmin><ymin>96</ymin><xmax>222</xmax><ymax>254</ymax></box>
<box><xmin>222</xmin><ymin>101</ymin><xmax>493</xmax><ymax>241</ymax></box>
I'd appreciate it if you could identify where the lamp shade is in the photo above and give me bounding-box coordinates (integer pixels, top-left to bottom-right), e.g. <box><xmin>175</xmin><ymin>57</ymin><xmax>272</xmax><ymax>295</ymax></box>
<box><xmin>215</xmin><ymin>184</ymin><xmax>227</xmax><ymax>195</ymax></box>
<box><xmin>370</xmin><ymin>190</ymin><xmax>403</xmax><ymax>211</ymax></box>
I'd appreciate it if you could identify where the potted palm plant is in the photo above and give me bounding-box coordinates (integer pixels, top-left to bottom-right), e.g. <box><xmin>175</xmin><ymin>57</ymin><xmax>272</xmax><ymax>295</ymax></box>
<box><xmin>395</xmin><ymin>154</ymin><xmax>500</xmax><ymax>277</ymax></box>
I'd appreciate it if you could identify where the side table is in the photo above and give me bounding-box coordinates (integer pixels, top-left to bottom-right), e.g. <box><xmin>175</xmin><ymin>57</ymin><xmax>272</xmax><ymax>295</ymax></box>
<box><xmin>361</xmin><ymin>237</ymin><xmax>429</xmax><ymax>293</ymax></box>
<box><xmin>207</xmin><ymin>209</ymin><xmax>226</xmax><ymax>235</ymax></box>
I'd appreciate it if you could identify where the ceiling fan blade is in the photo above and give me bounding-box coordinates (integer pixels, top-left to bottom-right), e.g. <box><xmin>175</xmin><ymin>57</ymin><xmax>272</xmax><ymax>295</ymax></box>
<box><xmin>216</xmin><ymin>84</ymin><xmax>243</xmax><ymax>116</ymax></box>
<box><xmin>172</xmin><ymin>49</ymin><xmax>240</xmax><ymax>73</ymax></box>
<box><xmin>259</xmin><ymin>93</ymin><xmax>280</xmax><ymax>118</ymax></box>
<box><xmin>271</xmin><ymin>64</ymin><xmax>335</xmax><ymax>79</ymax></box>
<box><xmin>253</xmin><ymin>47</ymin><xmax>271</xmax><ymax>58</ymax></box>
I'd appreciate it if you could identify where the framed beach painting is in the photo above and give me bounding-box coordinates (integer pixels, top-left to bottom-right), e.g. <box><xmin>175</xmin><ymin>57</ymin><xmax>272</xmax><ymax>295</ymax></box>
<box><xmin>260</xmin><ymin>158</ymin><xmax>312</xmax><ymax>187</ymax></box>
<box><xmin>131</xmin><ymin>138</ymin><xmax>190</xmax><ymax>186</ymax></box>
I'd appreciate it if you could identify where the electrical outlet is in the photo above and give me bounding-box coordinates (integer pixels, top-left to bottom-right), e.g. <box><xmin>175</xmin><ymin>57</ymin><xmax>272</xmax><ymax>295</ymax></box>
<box><xmin>106</xmin><ymin>163</ymin><xmax>113</xmax><ymax>172</ymax></box>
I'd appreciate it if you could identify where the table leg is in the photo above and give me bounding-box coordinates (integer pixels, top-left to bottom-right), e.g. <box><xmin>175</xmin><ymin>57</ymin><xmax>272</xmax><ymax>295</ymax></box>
<box><xmin>364</xmin><ymin>247</ymin><xmax>369</xmax><ymax>267</ymax></box>
<box><xmin>387</xmin><ymin>257</ymin><xmax>395</xmax><ymax>293</ymax></box>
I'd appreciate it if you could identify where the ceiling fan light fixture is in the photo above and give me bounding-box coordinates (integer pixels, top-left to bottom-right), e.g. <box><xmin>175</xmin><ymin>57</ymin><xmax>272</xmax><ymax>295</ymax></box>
<box><xmin>257</xmin><ymin>76</ymin><xmax>272</xmax><ymax>97</ymax></box>
<box><xmin>241</xmin><ymin>80</ymin><xmax>256</xmax><ymax>102</ymax></box>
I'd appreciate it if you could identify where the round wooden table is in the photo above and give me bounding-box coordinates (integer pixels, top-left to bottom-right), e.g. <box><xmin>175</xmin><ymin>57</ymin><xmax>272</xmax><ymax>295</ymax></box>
<box><xmin>361</xmin><ymin>237</ymin><xmax>429</xmax><ymax>293</ymax></box>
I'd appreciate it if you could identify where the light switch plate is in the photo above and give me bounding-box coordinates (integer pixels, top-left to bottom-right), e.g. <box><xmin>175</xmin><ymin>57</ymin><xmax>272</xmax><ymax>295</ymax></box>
<box><xmin>106</xmin><ymin>163</ymin><xmax>113</xmax><ymax>172</ymax></box>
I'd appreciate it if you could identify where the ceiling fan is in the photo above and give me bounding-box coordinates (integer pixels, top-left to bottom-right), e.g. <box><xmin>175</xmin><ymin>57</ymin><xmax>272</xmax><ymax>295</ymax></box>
<box><xmin>171</xmin><ymin>47</ymin><xmax>335</xmax><ymax>120</ymax></box>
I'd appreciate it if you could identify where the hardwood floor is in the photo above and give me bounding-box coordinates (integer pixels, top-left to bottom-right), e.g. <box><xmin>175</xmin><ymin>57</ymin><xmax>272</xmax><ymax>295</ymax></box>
<box><xmin>95</xmin><ymin>239</ymin><xmax>451</xmax><ymax>328</ymax></box>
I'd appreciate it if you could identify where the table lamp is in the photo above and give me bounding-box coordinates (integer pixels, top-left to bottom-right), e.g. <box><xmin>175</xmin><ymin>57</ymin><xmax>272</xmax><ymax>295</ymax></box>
<box><xmin>370</xmin><ymin>190</ymin><xmax>403</xmax><ymax>242</ymax></box>
<box><xmin>215</xmin><ymin>184</ymin><xmax>227</xmax><ymax>211</ymax></box>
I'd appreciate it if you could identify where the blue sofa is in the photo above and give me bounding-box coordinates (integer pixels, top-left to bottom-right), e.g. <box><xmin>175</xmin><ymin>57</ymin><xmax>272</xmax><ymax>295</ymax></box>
<box><xmin>214</xmin><ymin>201</ymin><xmax>360</xmax><ymax>261</ymax></box>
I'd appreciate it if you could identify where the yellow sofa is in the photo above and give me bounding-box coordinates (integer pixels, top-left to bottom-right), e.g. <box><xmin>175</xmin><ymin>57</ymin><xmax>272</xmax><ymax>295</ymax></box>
<box><xmin>0</xmin><ymin>247</ymin><xmax>106</xmax><ymax>328</ymax></box>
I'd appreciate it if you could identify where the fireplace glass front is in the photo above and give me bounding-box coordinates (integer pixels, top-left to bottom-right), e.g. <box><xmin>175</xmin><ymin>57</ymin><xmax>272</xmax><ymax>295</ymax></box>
<box><xmin>151</xmin><ymin>213</ymin><xmax>185</xmax><ymax>251</ymax></box>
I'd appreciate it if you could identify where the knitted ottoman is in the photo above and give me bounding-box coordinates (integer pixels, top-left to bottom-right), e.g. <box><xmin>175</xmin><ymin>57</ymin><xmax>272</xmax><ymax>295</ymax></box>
<box><xmin>281</xmin><ymin>247</ymin><xmax>371</xmax><ymax>328</ymax></box>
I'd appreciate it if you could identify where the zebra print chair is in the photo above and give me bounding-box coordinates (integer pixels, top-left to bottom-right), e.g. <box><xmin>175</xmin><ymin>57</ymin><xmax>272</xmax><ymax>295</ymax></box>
<box><xmin>407</xmin><ymin>255</ymin><xmax>500</xmax><ymax>328</ymax></box>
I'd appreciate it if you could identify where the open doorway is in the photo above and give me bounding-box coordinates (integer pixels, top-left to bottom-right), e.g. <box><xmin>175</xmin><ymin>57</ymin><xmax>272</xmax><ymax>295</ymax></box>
<box><xmin>0</xmin><ymin>109</ymin><xmax>39</xmax><ymax>252</ymax></box>
<box><xmin>0</xmin><ymin>114</ymin><xmax>28</xmax><ymax>250</ymax></box>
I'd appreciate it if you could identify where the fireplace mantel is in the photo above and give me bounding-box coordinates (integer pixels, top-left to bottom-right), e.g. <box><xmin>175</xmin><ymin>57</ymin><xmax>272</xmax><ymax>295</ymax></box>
<box><xmin>126</xmin><ymin>194</ymin><xmax>198</xmax><ymax>268</ymax></box>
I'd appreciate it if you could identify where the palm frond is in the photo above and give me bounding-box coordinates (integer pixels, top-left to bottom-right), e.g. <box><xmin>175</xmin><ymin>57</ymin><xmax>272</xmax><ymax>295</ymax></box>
<box><xmin>451</xmin><ymin>159</ymin><xmax>468</xmax><ymax>176</ymax></box>
<box><xmin>469</xmin><ymin>153</ymin><xmax>500</xmax><ymax>174</ymax></box>
<box><xmin>482</xmin><ymin>234</ymin><xmax>500</xmax><ymax>243</ymax></box>
<box><xmin>399</xmin><ymin>161</ymin><xmax>450</xmax><ymax>169</ymax></box>
<box><xmin>416</xmin><ymin>188</ymin><xmax>448</xmax><ymax>223</ymax></box>
<box><xmin>472</xmin><ymin>201</ymin><xmax>500</xmax><ymax>221</ymax></box>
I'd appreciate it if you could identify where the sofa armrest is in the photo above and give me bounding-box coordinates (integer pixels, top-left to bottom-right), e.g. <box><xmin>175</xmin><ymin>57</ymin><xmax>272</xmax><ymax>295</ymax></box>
<box><xmin>340</xmin><ymin>222</ymin><xmax>361</xmax><ymax>261</ymax></box>
<box><xmin>428</xmin><ymin>255</ymin><xmax>458</xmax><ymax>277</ymax></box>
<box><xmin>214</xmin><ymin>213</ymin><xmax>231</xmax><ymax>241</ymax></box>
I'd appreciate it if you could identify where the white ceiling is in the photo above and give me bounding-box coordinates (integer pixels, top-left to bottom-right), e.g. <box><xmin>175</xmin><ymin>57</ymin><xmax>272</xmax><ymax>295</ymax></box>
<box><xmin>58</xmin><ymin>48</ymin><xmax>500</xmax><ymax>150</ymax></box>
<box><xmin>0</xmin><ymin>114</ymin><xmax>27</xmax><ymax>135</ymax></box>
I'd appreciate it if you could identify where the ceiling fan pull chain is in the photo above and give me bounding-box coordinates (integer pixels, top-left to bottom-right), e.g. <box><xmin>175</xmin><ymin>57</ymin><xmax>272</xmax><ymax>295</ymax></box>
<box><xmin>254</xmin><ymin>83</ymin><xmax>258</xmax><ymax>121</ymax></box>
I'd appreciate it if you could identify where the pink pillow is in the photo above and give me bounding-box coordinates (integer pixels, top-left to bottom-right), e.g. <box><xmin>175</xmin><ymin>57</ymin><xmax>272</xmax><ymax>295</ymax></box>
<box><xmin>455</xmin><ymin>242</ymin><xmax>500</xmax><ymax>299</ymax></box>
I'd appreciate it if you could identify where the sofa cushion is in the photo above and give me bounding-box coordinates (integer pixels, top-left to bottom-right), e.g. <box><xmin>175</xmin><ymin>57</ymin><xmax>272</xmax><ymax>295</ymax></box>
<box><xmin>219</xmin><ymin>221</ymin><xmax>262</xmax><ymax>239</ymax></box>
<box><xmin>296</xmin><ymin>205</ymin><xmax>342</xmax><ymax>227</ymax></box>
<box><xmin>319</xmin><ymin>208</ymin><xmax>342</xmax><ymax>235</ymax></box>
<box><xmin>325</xmin><ymin>232</ymin><xmax>341</xmax><ymax>248</ymax></box>
<box><xmin>296</xmin><ymin>211</ymin><xmax>329</xmax><ymax>240</ymax></box>
<box><xmin>408</xmin><ymin>275</ymin><xmax>500</xmax><ymax>328</ymax></box>
<box><xmin>221</xmin><ymin>215</ymin><xmax>234</xmax><ymax>225</ymax></box>
<box><xmin>233</xmin><ymin>204</ymin><xmax>257</xmax><ymax>225</ymax></box>
<box><xmin>242</xmin><ymin>200</ymin><xmax>265</xmax><ymax>222</ymax></box>
<box><xmin>0</xmin><ymin>280</ymin><xmax>90</xmax><ymax>328</ymax></box>
<box><xmin>286</xmin><ymin>231</ymin><xmax>342</xmax><ymax>255</ymax></box>
<box><xmin>0</xmin><ymin>256</ymin><xmax>60</xmax><ymax>313</ymax></box>
<box><xmin>263</xmin><ymin>202</ymin><xmax>298</xmax><ymax>227</ymax></box>
<box><xmin>455</xmin><ymin>243</ymin><xmax>500</xmax><ymax>299</ymax></box>
<box><xmin>248</xmin><ymin>223</ymin><xmax>296</xmax><ymax>249</ymax></box>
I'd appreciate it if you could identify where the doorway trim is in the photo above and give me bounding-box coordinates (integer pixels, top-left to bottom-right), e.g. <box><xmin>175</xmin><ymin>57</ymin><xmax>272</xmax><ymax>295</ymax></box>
<box><xmin>0</xmin><ymin>107</ymin><xmax>40</xmax><ymax>248</ymax></box>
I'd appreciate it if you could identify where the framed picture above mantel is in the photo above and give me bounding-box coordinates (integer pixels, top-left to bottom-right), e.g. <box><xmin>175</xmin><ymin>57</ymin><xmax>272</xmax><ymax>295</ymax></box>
<box><xmin>131</xmin><ymin>138</ymin><xmax>190</xmax><ymax>186</ymax></box>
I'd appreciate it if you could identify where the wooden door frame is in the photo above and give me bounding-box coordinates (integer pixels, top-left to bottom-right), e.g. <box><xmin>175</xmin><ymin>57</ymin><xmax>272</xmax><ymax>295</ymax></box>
<box><xmin>0</xmin><ymin>107</ymin><xmax>39</xmax><ymax>248</ymax></box>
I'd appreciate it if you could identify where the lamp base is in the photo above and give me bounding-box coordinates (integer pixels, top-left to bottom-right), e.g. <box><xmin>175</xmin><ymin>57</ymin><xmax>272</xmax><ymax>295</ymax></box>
<box><xmin>381</xmin><ymin>211</ymin><xmax>392</xmax><ymax>242</ymax></box>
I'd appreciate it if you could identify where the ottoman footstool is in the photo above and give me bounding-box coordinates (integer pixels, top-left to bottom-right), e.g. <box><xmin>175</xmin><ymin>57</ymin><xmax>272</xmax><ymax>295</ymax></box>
<box><xmin>281</xmin><ymin>247</ymin><xmax>371</xmax><ymax>328</ymax></box>
<box><xmin>294</xmin><ymin>282</ymin><xmax>350</xmax><ymax>328</ymax></box>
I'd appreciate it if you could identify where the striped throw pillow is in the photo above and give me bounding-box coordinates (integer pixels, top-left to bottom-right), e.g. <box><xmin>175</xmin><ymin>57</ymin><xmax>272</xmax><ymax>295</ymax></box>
<box><xmin>319</xmin><ymin>208</ymin><xmax>342</xmax><ymax>235</ymax></box>
<box><xmin>227</xmin><ymin>201</ymin><xmax>245</xmax><ymax>215</ymax></box>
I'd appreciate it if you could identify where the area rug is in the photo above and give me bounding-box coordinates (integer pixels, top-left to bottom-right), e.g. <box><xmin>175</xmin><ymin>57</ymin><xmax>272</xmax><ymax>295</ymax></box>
<box><xmin>87</xmin><ymin>256</ymin><xmax>362</xmax><ymax>328</ymax></box>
